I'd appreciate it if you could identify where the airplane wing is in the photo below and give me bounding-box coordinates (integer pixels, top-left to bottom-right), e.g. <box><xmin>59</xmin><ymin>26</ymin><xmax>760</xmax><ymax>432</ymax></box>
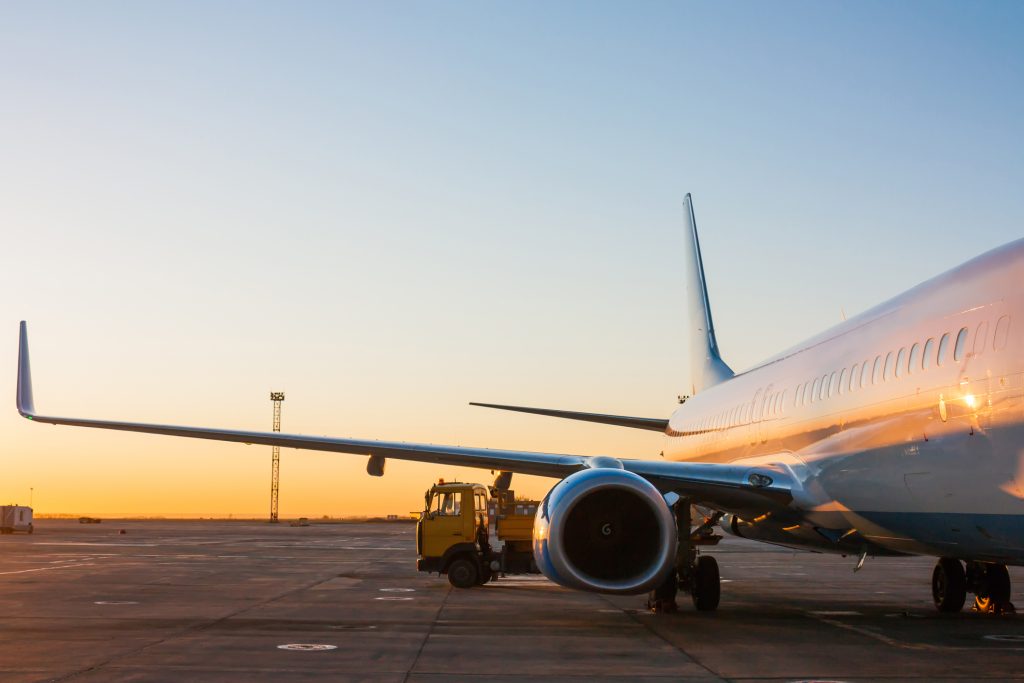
<box><xmin>15</xmin><ymin>322</ymin><xmax>792</xmax><ymax>513</ymax></box>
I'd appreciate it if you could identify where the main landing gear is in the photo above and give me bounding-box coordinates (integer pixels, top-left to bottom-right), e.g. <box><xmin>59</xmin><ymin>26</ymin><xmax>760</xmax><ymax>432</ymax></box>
<box><xmin>648</xmin><ymin>500</ymin><xmax>722</xmax><ymax>613</ymax></box>
<box><xmin>932</xmin><ymin>557</ymin><xmax>1015</xmax><ymax>614</ymax></box>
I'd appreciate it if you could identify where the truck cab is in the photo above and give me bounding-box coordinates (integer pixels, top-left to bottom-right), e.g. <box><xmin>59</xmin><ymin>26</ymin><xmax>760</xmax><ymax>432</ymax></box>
<box><xmin>416</xmin><ymin>481</ymin><xmax>490</xmax><ymax>587</ymax></box>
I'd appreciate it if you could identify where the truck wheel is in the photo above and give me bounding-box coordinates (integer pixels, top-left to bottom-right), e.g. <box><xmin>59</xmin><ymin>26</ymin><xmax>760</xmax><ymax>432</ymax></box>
<box><xmin>476</xmin><ymin>567</ymin><xmax>492</xmax><ymax>585</ymax></box>
<box><xmin>27</xmin><ymin>525</ymin><xmax>33</xmax><ymax>535</ymax></box>
<box><xmin>447</xmin><ymin>558</ymin><xmax>478</xmax><ymax>588</ymax></box>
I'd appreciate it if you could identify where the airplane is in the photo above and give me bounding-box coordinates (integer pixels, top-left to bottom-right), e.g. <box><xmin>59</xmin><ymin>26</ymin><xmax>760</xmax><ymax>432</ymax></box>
<box><xmin>16</xmin><ymin>194</ymin><xmax>1024</xmax><ymax>614</ymax></box>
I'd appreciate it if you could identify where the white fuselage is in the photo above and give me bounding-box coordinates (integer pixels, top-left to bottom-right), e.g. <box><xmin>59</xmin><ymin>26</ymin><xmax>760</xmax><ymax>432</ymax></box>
<box><xmin>665</xmin><ymin>239</ymin><xmax>1024</xmax><ymax>563</ymax></box>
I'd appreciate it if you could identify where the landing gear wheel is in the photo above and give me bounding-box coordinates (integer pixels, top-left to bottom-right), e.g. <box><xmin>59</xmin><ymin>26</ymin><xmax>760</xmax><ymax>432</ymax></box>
<box><xmin>932</xmin><ymin>557</ymin><xmax>966</xmax><ymax>613</ymax></box>
<box><xmin>974</xmin><ymin>563</ymin><xmax>1013</xmax><ymax>614</ymax></box>
<box><xmin>691</xmin><ymin>555</ymin><xmax>720</xmax><ymax>612</ymax></box>
<box><xmin>447</xmin><ymin>558</ymin><xmax>478</xmax><ymax>589</ymax></box>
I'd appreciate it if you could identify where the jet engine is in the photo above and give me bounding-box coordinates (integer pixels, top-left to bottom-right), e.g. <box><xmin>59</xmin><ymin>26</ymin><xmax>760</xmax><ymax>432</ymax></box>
<box><xmin>533</xmin><ymin>467</ymin><xmax>676</xmax><ymax>594</ymax></box>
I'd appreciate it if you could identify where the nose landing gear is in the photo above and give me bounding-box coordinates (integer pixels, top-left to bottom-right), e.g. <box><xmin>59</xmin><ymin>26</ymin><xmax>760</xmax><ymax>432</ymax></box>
<box><xmin>932</xmin><ymin>558</ymin><xmax>1015</xmax><ymax>614</ymax></box>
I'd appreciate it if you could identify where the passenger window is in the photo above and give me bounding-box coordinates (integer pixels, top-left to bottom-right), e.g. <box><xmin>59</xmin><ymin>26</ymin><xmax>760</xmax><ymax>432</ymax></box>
<box><xmin>994</xmin><ymin>315</ymin><xmax>1010</xmax><ymax>350</ymax></box>
<box><xmin>811</xmin><ymin>378</ymin><xmax>820</xmax><ymax>403</ymax></box>
<box><xmin>872</xmin><ymin>356</ymin><xmax>883</xmax><ymax>384</ymax></box>
<box><xmin>849</xmin><ymin>364</ymin><xmax>858</xmax><ymax>392</ymax></box>
<box><xmin>861</xmin><ymin>361</ymin><xmax>871</xmax><ymax>387</ymax></box>
<box><xmin>973</xmin><ymin>321</ymin><xmax>989</xmax><ymax>356</ymax></box>
<box><xmin>937</xmin><ymin>333</ymin><xmax>950</xmax><ymax>366</ymax></box>
<box><xmin>922</xmin><ymin>338</ymin><xmax>934</xmax><ymax>370</ymax></box>
<box><xmin>908</xmin><ymin>343</ymin><xmax>919</xmax><ymax>374</ymax></box>
<box><xmin>795</xmin><ymin>384</ymin><xmax>802</xmax><ymax>407</ymax></box>
<box><xmin>838</xmin><ymin>368</ymin><xmax>847</xmax><ymax>395</ymax></box>
<box><xmin>954</xmin><ymin>327</ymin><xmax>968</xmax><ymax>361</ymax></box>
<box><xmin>803</xmin><ymin>382</ymin><xmax>811</xmax><ymax>405</ymax></box>
<box><xmin>828</xmin><ymin>371</ymin><xmax>837</xmax><ymax>397</ymax></box>
<box><xmin>883</xmin><ymin>352</ymin><xmax>894</xmax><ymax>381</ymax></box>
<box><xmin>780</xmin><ymin>390</ymin><xmax>786</xmax><ymax>412</ymax></box>
<box><xmin>895</xmin><ymin>348</ymin><xmax>906</xmax><ymax>378</ymax></box>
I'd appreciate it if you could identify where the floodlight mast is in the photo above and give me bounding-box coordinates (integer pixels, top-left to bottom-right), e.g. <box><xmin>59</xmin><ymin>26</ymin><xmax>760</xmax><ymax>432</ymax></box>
<box><xmin>269</xmin><ymin>392</ymin><xmax>285</xmax><ymax>522</ymax></box>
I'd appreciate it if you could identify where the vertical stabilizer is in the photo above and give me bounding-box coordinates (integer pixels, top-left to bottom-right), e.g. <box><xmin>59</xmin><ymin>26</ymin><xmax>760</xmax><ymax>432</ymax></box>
<box><xmin>683</xmin><ymin>194</ymin><xmax>734</xmax><ymax>395</ymax></box>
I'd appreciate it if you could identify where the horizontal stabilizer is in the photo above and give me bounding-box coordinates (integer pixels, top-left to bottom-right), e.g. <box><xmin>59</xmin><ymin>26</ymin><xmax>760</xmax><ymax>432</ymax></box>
<box><xmin>469</xmin><ymin>402</ymin><xmax>669</xmax><ymax>432</ymax></box>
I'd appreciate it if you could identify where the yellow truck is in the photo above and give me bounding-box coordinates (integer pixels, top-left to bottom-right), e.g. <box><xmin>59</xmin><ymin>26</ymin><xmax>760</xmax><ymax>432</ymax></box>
<box><xmin>416</xmin><ymin>480</ymin><xmax>539</xmax><ymax>587</ymax></box>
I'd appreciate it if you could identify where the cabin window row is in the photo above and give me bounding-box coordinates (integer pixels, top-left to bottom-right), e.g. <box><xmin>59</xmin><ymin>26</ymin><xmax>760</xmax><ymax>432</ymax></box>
<box><xmin>792</xmin><ymin>316</ymin><xmax>1010</xmax><ymax>408</ymax></box>
<box><xmin>688</xmin><ymin>385</ymin><xmax>788</xmax><ymax>436</ymax></box>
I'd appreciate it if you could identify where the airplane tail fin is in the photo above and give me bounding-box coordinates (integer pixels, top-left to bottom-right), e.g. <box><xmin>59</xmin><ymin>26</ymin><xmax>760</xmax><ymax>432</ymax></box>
<box><xmin>683</xmin><ymin>194</ymin><xmax>733</xmax><ymax>395</ymax></box>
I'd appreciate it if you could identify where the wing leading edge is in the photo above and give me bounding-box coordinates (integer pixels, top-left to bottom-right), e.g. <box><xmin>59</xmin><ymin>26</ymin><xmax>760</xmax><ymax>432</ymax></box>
<box><xmin>15</xmin><ymin>322</ymin><xmax>791</xmax><ymax>512</ymax></box>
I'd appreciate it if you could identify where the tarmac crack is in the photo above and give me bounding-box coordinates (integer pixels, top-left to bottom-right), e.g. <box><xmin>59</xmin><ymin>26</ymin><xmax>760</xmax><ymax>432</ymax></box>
<box><xmin>49</xmin><ymin>571</ymin><xmax>349</xmax><ymax>682</ymax></box>
<box><xmin>402</xmin><ymin>582</ymin><xmax>451</xmax><ymax>683</ymax></box>
<box><xmin>597</xmin><ymin>595</ymin><xmax>725</xmax><ymax>682</ymax></box>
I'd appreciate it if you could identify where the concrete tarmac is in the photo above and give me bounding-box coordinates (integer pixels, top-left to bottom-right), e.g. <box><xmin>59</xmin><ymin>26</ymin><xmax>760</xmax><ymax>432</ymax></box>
<box><xmin>0</xmin><ymin>520</ymin><xmax>1021</xmax><ymax>682</ymax></box>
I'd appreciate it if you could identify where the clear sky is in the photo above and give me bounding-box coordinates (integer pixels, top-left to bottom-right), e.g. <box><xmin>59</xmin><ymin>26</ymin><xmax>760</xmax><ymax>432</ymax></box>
<box><xmin>1</xmin><ymin>2</ymin><xmax>1022</xmax><ymax>516</ymax></box>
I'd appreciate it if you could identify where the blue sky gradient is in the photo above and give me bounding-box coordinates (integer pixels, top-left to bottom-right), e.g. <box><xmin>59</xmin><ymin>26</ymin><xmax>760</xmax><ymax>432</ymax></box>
<box><xmin>1</xmin><ymin>2</ymin><xmax>1022</xmax><ymax>514</ymax></box>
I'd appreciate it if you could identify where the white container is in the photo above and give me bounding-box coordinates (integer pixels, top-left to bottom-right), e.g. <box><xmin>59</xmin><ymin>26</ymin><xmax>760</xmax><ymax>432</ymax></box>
<box><xmin>0</xmin><ymin>506</ymin><xmax>34</xmax><ymax>534</ymax></box>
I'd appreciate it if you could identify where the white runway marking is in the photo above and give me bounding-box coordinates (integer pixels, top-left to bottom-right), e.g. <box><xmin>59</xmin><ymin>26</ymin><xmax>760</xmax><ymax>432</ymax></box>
<box><xmin>277</xmin><ymin>643</ymin><xmax>337</xmax><ymax>651</ymax></box>
<box><xmin>0</xmin><ymin>562</ymin><xmax>95</xmax><ymax>576</ymax></box>
<box><xmin>984</xmin><ymin>634</ymin><xmax>1024</xmax><ymax>642</ymax></box>
<box><xmin>35</xmin><ymin>542</ymin><xmax>157</xmax><ymax>547</ymax></box>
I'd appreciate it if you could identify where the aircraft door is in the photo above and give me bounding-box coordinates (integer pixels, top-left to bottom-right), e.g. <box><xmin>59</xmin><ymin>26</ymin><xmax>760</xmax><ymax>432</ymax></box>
<box><xmin>749</xmin><ymin>389</ymin><xmax>762</xmax><ymax>446</ymax></box>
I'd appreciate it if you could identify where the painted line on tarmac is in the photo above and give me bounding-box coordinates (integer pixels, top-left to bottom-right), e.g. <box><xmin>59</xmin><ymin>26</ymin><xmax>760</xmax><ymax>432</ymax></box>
<box><xmin>35</xmin><ymin>542</ymin><xmax>157</xmax><ymax>547</ymax></box>
<box><xmin>984</xmin><ymin>634</ymin><xmax>1024</xmax><ymax>642</ymax></box>
<box><xmin>277</xmin><ymin>643</ymin><xmax>337</xmax><ymax>651</ymax></box>
<box><xmin>806</xmin><ymin>613</ymin><xmax>926</xmax><ymax>650</ymax></box>
<box><xmin>808</xmin><ymin>613</ymin><xmax>1024</xmax><ymax>652</ymax></box>
<box><xmin>0</xmin><ymin>562</ymin><xmax>95</xmax><ymax>576</ymax></box>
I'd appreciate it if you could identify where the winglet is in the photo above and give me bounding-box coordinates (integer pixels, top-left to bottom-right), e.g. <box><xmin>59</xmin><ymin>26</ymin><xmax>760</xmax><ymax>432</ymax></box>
<box><xmin>17</xmin><ymin>321</ymin><xmax>35</xmax><ymax>418</ymax></box>
<box><xmin>683</xmin><ymin>194</ymin><xmax>733</xmax><ymax>394</ymax></box>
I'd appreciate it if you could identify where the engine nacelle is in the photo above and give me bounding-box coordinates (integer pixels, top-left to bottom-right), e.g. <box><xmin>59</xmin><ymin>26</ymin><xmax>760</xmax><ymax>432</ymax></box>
<box><xmin>533</xmin><ymin>468</ymin><xmax>676</xmax><ymax>594</ymax></box>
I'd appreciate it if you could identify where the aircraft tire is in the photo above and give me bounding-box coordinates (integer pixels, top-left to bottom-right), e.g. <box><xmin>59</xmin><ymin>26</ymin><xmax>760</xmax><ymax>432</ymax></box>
<box><xmin>691</xmin><ymin>555</ymin><xmax>720</xmax><ymax>612</ymax></box>
<box><xmin>447</xmin><ymin>557</ymin><xmax>478</xmax><ymax>589</ymax></box>
<box><xmin>932</xmin><ymin>558</ymin><xmax>967</xmax><ymax>612</ymax></box>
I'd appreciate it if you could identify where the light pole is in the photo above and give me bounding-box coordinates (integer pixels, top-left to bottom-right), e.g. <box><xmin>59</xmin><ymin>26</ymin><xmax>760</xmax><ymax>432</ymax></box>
<box><xmin>269</xmin><ymin>392</ymin><xmax>285</xmax><ymax>522</ymax></box>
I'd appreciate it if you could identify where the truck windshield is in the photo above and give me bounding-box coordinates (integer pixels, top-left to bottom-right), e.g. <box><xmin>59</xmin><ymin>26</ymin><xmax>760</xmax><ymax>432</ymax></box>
<box><xmin>434</xmin><ymin>492</ymin><xmax>460</xmax><ymax>516</ymax></box>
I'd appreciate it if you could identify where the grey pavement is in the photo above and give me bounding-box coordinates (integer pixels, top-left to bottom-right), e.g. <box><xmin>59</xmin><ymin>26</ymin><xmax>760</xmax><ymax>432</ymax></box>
<box><xmin>0</xmin><ymin>520</ymin><xmax>1021</xmax><ymax>682</ymax></box>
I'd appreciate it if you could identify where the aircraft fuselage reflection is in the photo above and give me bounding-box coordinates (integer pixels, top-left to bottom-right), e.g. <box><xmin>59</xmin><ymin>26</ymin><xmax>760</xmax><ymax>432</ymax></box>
<box><xmin>666</xmin><ymin>241</ymin><xmax>1024</xmax><ymax>562</ymax></box>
